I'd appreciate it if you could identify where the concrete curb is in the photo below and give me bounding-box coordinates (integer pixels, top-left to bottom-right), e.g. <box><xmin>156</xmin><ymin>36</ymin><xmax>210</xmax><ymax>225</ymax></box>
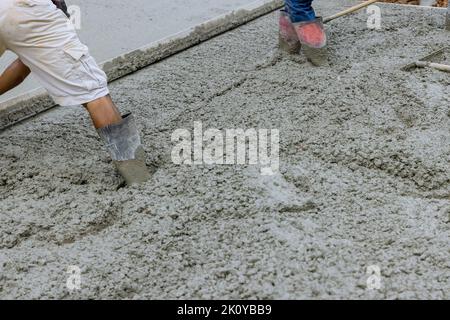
<box><xmin>0</xmin><ymin>0</ymin><xmax>283</xmax><ymax>131</ymax></box>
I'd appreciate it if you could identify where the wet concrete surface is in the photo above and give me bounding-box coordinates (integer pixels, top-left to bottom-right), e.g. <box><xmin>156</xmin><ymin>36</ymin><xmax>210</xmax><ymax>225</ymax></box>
<box><xmin>0</xmin><ymin>3</ymin><xmax>449</xmax><ymax>299</ymax></box>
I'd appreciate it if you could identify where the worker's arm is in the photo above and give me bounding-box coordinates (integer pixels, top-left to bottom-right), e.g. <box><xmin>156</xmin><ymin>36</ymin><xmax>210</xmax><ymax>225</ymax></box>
<box><xmin>0</xmin><ymin>59</ymin><xmax>31</xmax><ymax>95</ymax></box>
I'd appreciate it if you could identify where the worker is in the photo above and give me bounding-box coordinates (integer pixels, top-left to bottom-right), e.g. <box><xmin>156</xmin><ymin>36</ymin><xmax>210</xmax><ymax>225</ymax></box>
<box><xmin>0</xmin><ymin>0</ymin><xmax>150</xmax><ymax>185</ymax></box>
<box><xmin>279</xmin><ymin>0</ymin><xmax>327</xmax><ymax>65</ymax></box>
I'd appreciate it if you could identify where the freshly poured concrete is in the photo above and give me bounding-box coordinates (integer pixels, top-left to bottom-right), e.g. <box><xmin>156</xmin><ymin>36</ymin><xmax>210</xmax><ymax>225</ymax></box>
<box><xmin>0</xmin><ymin>3</ymin><xmax>449</xmax><ymax>299</ymax></box>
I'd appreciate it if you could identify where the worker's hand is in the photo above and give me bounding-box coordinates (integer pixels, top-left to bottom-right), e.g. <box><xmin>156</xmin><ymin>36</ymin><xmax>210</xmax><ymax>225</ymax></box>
<box><xmin>0</xmin><ymin>59</ymin><xmax>31</xmax><ymax>96</ymax></box>
<box><xmin>51</xmin><ymin>0</ymin><xmax>70</xmax><ymax>18</ymax></box>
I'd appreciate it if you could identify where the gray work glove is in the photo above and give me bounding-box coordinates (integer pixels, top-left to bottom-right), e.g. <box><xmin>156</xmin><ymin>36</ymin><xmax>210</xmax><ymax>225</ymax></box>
<box><xmin>52</xmin><ymin>0</ymin><xmax>70</xmax><ymax>18</ymax></box>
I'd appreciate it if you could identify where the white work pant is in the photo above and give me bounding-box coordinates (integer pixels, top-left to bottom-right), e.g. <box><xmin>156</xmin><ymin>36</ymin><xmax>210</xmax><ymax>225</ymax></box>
<box><xmin>0</xmin><ymin>0</ymin><xmax>109</xmax><ymax>106</ymax></box>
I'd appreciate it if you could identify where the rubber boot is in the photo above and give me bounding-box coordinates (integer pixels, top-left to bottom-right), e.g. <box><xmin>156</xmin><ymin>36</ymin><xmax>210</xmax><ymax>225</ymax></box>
<box><xmin>97</xmin><ymin>113</ymin><xmax>150</xmax><ymax>185</ymax></box>
<box><xmin>293</xmin><ymin>17</ymin><xmax>328</xmax><ymax>66</ymax></box>
<box><xmin>279</xmin><ymin>10</ymin><xmax>301</xmax><ymax>54</ymax></box>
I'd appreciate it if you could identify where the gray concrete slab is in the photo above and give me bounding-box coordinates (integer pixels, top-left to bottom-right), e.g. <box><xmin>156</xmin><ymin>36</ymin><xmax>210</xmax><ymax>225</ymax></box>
<box><xmin>0</xmin><ymin>1</ymin><xmax>449</xmax><ymax>299</ymax></box>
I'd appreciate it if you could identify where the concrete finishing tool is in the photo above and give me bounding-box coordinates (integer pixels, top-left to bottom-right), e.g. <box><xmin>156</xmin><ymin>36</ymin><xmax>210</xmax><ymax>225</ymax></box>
<box><xmin>323</xmin><ymin>0</ymin><xmax>379</xmax><ymax>24</ymax></box>
<box><xmin>401</xmin><ymin>47</ymin><xmax>450</xmax><ymax>73</ymax></box>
